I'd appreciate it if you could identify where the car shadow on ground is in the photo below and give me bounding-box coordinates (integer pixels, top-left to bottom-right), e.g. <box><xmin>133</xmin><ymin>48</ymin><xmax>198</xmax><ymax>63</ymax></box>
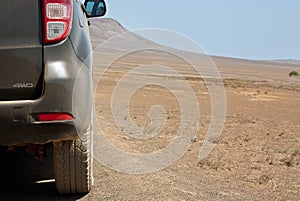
<box><xmin>0</xmin><ymin>146</ymin><xmax>84</xmax><ymax>201</ymax></box>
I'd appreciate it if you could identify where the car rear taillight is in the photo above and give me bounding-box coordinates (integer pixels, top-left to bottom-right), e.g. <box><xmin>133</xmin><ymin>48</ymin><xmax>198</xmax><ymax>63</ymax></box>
<box><xmin>43</xmin><ymin>0</ymin><xmax>73</xmax><ymax>44</ymax></box>
<box><xmin>37</xmin><ymin>113</ymin><xmax>73</xmax><ymax>121</ymax></box>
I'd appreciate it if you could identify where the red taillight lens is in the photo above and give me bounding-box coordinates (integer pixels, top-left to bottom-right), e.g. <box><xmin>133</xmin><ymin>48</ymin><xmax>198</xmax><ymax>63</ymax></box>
<box><xmin>37</xmin><ymin>113</ymin><xmax>73</xmax><ymax>121</ymax></box>
<box><xmin>43</xmin><ymin>0</ymin><xmax>73</xmax><ymax>44</ymax></box>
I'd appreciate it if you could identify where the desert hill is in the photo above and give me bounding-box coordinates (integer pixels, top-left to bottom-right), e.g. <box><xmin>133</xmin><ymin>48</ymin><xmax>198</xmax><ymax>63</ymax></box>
<box><xmin>89</xmin><ymin>18</ymin><xmax>300</xmax><ymax>87</ymax></box>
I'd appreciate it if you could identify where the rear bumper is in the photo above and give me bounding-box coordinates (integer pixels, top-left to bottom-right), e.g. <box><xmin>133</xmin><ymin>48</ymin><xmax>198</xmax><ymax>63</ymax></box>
<box><xmin>0</xmin><ymin>100</ymin><xmax>79</xmax><ymax>145</ymax></box>
<box><xmin>0</xmin><ymin>118</ymin><xmax>77</xmax><ymax>146</ymax></box>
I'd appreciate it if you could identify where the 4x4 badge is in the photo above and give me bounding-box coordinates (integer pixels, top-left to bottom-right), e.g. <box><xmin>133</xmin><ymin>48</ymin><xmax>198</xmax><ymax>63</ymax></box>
<box><xmin>13</xmin><ymin>83</ymin><xmax>34</xmax><ymax>88</ymax></box>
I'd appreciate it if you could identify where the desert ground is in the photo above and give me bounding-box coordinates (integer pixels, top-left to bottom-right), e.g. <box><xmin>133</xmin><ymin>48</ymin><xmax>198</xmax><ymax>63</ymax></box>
<box><xmin>0</xmin><ymin>19</ymin><xmax>299</xmax><ymax>201</ymax></box>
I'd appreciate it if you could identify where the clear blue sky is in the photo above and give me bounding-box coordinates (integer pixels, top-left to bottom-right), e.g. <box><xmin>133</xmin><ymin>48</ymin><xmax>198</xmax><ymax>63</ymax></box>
<box><xmin>105</xmin><ymin>0</ymin><xmax>300</xmax><ymax>60</ymax></box>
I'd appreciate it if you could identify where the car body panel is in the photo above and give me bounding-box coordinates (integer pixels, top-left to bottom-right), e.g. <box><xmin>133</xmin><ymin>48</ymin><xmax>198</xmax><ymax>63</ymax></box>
<box><xmin>0</xmin><ymin>0</ymin><xmax>93</xmax><ymax>145</ymax></box>
<box><xmin>0</xmin><ymin>0</ymin><xmax>43</xmax><ymax>100</ymax></box>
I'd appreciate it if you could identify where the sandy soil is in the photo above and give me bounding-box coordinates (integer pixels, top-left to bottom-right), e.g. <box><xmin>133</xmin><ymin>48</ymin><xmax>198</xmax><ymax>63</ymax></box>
<box><xmin>81</xmin><ymin>51</ymin><xmax>300</xmax><ymax>201</ymax></box>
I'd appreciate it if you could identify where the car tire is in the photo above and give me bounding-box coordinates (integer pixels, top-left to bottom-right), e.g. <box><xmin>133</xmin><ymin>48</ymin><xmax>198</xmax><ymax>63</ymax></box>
<box><xmin>53</xmin><ymin>125</ymin><xmax>93</xmax><ymax>194</ymax></box>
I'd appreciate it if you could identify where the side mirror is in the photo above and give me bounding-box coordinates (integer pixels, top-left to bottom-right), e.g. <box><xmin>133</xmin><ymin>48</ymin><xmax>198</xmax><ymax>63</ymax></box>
<box><xmin>84</xmin><ymin>0</ymin><xmax>106</xmax><ymax>18</ymax></box>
